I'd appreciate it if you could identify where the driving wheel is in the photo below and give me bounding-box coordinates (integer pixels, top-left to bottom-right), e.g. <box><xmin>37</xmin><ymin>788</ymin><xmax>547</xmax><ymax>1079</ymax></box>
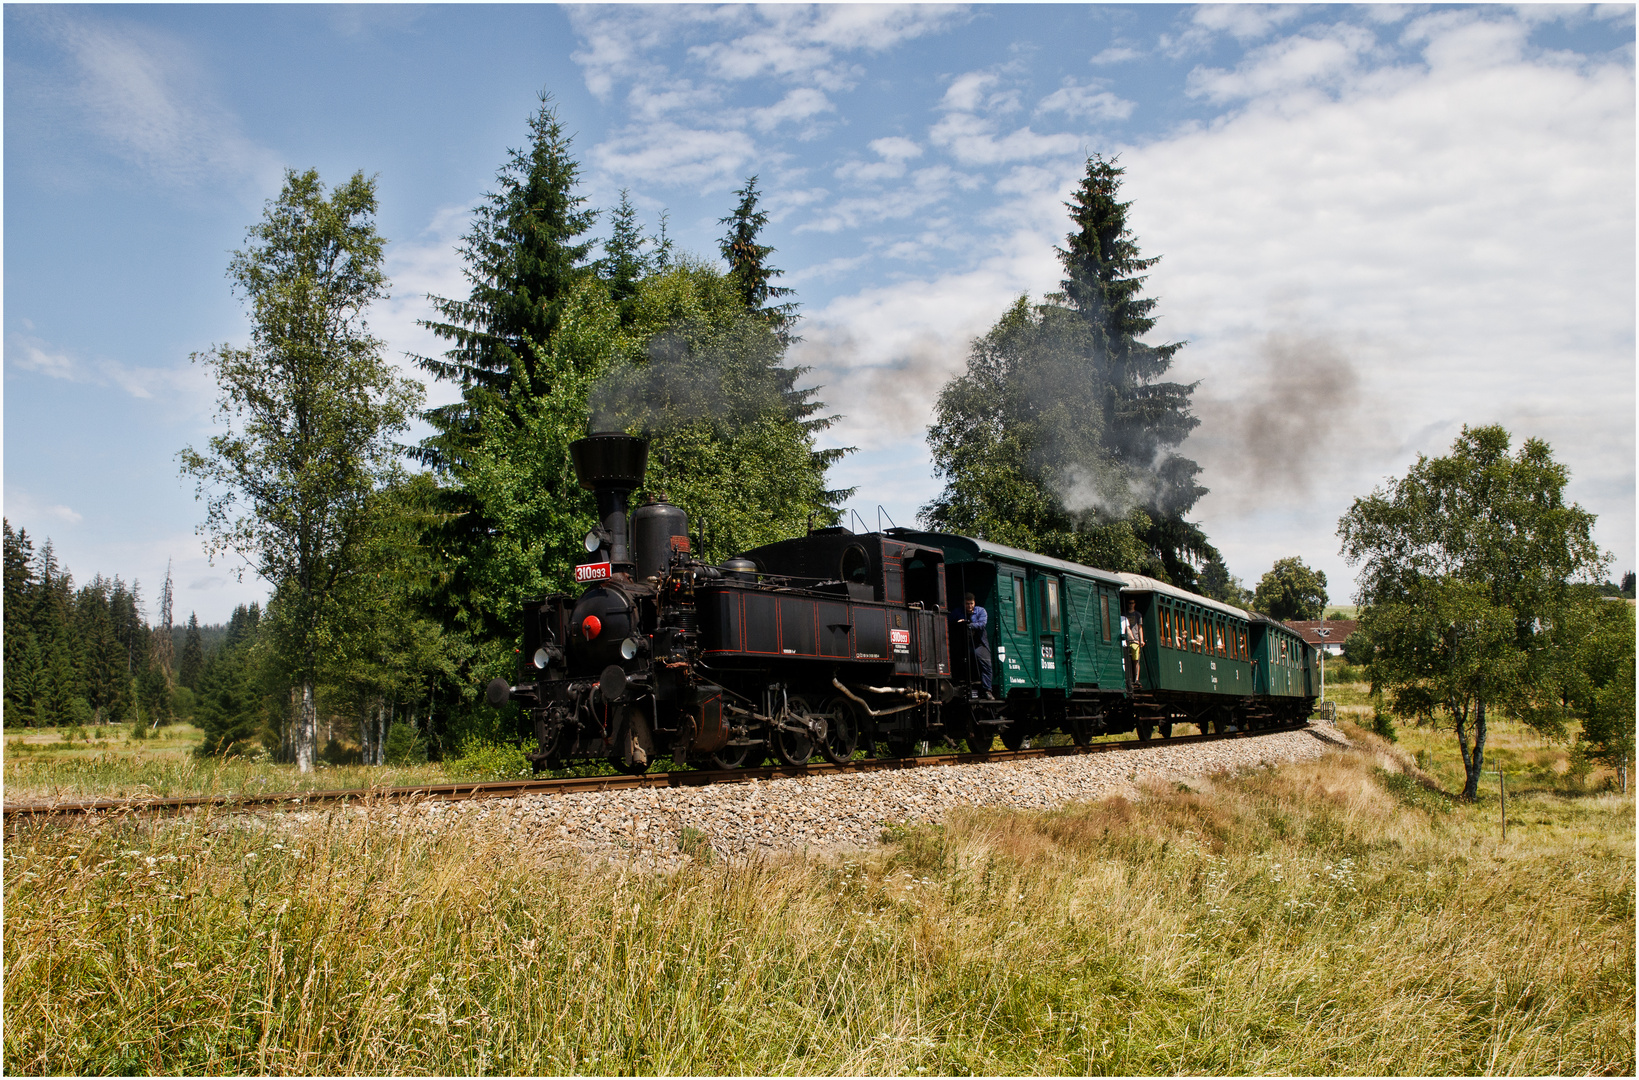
<box><xmin>818</xmin><ymin>696</ymin><xmax>859</xmax><ymax>765</ymax></box>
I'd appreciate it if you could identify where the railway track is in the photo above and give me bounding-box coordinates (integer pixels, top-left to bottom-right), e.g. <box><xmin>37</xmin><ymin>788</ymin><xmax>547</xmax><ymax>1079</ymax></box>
<box><xmin>2</xmin><ymin>722</ymin><xmax>1310</xmax><ymax>822</ymax></box>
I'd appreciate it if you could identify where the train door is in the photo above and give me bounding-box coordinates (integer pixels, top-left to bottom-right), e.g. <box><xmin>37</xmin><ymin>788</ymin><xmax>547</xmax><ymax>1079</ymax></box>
<box><xmin>1036</xmin><ymin>573</ymin><xmax>1067</xmax><ymax>692</ymax></box>
<box><xmin>1064</xmin><ymin>577</ymin><xmax>1100</xmax><ymax>690</ymax></box>
<box><xmin>994</xmin><ymin>565</ymin><xmax>1032</xmax><ymax>691</ymax></box>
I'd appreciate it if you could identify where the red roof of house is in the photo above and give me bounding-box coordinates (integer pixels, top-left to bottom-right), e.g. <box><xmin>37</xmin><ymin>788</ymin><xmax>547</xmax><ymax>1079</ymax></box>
<box><xmin>1284</xmin><ymin>620</ymin><xmax>1358</xmax><ymax>645</ymax></box>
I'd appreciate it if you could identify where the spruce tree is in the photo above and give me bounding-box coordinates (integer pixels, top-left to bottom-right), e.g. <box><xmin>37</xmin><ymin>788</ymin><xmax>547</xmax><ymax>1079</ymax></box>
<box><xmin>413</xmin><ymin>96</ymin><xmax>598</xmax><ymax>471</ymax></box>
<box><xmin>178</xmin><ymin>612</ymin><xmax>205</xmax><ymax>689</ymax></box>
<box><xmin>3</xmin><ymin>520</ymin><xmax>40</xmax><ymax>725</ymax></box>
<box><xmin>718</xmin><ymin>176</ymin><xmax>798</xmax><ymax>343</ymax></box>
<box><xmin>196</xmin><ymin>603</ymin><xmax>265</xmax><ymax>756</ymax></box>
<box><xmin>1058</xmin><ymin>155</ymin><xmax>1209</xmax><ymax>582</ymax></box>
<box><xmin>924</xmin><ymin>155</ymin><xmax>1214</xmax><ymax>586</ymax></box>
<box><xmin>409</xmin><ymin>97</ymin><xmax>602</xmax><ymax>657</ymax></box>
<box><xmin>597</xmin><ymin>189</ymin><xmax>669</xmax><ymax>325</ymax></box>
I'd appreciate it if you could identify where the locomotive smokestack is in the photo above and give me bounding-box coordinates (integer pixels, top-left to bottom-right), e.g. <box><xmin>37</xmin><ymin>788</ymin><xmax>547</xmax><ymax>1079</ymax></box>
<box><xmin>570</xmin><ymin>433</ymin><xmax>648</xmax><ymax>575</ymax></box>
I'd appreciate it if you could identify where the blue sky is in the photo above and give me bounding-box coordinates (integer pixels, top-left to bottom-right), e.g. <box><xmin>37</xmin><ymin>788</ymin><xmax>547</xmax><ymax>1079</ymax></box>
<box><xmin>5</xmin><ymin>4</ymin><xmax>1634</xmax><ymax>624</ymax></box>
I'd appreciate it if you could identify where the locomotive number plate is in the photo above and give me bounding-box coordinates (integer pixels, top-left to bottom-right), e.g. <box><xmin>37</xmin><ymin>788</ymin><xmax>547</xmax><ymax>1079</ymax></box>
<box><xmin>574</xmin><ymin>561</ymin><xmax>612</xmax><ymax>583</ymax></box>
<box><xmin>890</xmin><ymin>628</ymin><xmax>911</xmax><ymax>651</ymax></box>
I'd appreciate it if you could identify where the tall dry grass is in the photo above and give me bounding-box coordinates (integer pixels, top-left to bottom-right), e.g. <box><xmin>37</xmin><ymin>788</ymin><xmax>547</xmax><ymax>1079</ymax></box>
<box><xmin>5</xmin><ymin>727</ymin><xmax>1632</xmax><ymax>1075</ymax></box>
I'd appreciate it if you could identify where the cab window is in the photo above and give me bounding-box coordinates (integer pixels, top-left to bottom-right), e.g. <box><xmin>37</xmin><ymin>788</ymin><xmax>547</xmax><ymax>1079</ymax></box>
<box><xmin>1011</xmin><ymin>577</ymin><xmax>1027</xmax><ymax>633</ymax></box>
<box><xmin>1100</xmin><ymin>595</ymin><xmax>1112</xmax><ymax>641</ymax></box>
<box><xmin>1043</xmin><ymin>579</ymin><xmax>1062</xmax><ymax>633</ymax></box>
<box><xmin>840</xmin><ymin>545</ymin><xmax>870</xmax><ymax>585</ymax></box>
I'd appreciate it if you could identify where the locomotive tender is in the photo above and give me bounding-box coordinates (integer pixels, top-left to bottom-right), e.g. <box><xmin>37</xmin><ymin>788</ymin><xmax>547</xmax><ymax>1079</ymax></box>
<box><xmin>486</xmin><ymin>433</ymin><xmax>1317</xmax><ymax>773</ymax></box>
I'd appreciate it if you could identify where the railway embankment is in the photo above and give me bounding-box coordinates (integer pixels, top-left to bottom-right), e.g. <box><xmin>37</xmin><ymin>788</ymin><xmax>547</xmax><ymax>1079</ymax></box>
<box><xmin>371</xmin><ymin>722</ymin><xmax>1353</xmax><ymax>865</ymax></box>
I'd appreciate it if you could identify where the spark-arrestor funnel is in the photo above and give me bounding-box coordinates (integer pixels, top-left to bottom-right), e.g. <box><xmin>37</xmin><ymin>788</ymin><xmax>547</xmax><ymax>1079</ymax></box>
<box><xmin>570</xmin><ymin>433</ymin><xmax>648</xmax><ymax>573</ymax></box>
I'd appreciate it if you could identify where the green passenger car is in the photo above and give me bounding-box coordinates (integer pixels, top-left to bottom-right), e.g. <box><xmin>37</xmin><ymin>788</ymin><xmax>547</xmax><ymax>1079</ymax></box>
<box><xmin>1118</xmin><ymin>572</ymin><xmax>1316</xmax><ymax>731</ymax></box>
<box><xmin>1251</xmin><ymin>617</ymin><xmax>1317</xmax><ymax>700</ymax></box>
<box><xmin>1117</xmin><ymin>572</ymin><xmax>1256</xmax><ymax>699</ymax></box>
<box><xmin>891</xmin><ymin>531</ymin><xmax>1128</xmax><ymax>701</ymax></box>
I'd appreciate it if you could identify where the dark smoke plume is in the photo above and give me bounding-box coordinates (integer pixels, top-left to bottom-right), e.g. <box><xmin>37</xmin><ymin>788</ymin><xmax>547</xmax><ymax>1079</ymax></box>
<box><xmin>1187</xmin><ymin>332</ymin><xmax>1386</xmax><ymax>513</ymax></box>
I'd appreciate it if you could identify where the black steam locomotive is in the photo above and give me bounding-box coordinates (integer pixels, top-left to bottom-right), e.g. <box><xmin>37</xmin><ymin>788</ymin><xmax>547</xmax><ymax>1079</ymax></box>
<box><xmin>486</xmin><ymin>433</ymin><xmax>1316</xmax><ymax>774</ymax></box>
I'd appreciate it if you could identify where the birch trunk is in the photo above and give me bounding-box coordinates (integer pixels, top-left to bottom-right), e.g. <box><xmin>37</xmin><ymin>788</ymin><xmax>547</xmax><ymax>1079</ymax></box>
<box><xmin>295</xmin><ymin>681</ymin><xmax>317</xmax><ymax>773</ymax></box>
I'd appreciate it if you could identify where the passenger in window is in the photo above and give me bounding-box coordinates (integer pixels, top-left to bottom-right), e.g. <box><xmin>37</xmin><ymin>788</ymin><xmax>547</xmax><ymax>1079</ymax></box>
<box><xmin>1121</xmin><ymin>598</ymin><xmax>1145</xmax><ymax>687</ymax></box>
<box><xmin>958</xmin><ymin>592</ymin><xmax>993</xmax><ymax>698</ymax></box>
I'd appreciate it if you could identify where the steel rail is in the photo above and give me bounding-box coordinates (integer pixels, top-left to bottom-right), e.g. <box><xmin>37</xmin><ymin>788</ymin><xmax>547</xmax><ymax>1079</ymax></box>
<box><xmin>3</xmin><ymin>721</ymin><xmax>1311</xmax><ymax>821</ymax></box>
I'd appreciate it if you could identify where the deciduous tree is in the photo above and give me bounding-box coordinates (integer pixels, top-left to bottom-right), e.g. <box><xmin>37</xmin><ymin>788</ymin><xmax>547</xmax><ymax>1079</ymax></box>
<box><xmin>1252</xmin><ymin>557</ymin><xmax>1329</xmax><ymax>621</ymax></box>
<box><xmin>1338</xmin><ymin>425</ymin><xmax>1606</xmax><ymax>799</ymax></box>
<box><xmin>181</xmin><ymin>168</ymin><xmax>421</xmax><ymax>772</ymax></box>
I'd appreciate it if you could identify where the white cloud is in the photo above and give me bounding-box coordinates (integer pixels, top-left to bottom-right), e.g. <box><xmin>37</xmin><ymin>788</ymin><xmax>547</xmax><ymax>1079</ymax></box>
<box><xmin>1124</xmin><ymin>8</ymin><xmax>1636</xmax><ymax>591</ymax></box>
<box><xmin>568</xmin><ymin>7</ymin><xmax>686</xmax><ymax>100</ymax></box>
<box><xmin>1091</xmin><ymin>45</ymin><xmax>1143</xmax><ymax>65</ymax></box>
<box><xmin>834</xmin><ymin>136</ymin><xmax>925</xmax><ymax>183</ymax></box>
<box><xmin>799</xmin><ymin>165</ymin><xmax>980</xmax><ymax>234</ymax></box>
<box><xmin>870</xmin><ymin>136</ymin><xmax>924</xmax><ymax>162</ymax></box>
<box><xmin>6</xmin><ymin>333</ymin><xmax>212</xmax><ymax>405</ymax></box>
<box><xmin>929</xmin><ymin>111</ymin><xmax>1081</xmax><ymax>166</ymax></box>
<box><xmin>749</xmin><ymin>87</ymin><xmax>836</xmax><ymax>134</ymax></box>
<box><xmin>3</xmin><ymin>489</ymin><xmax>84</xmax><ymax>527</ymax></box>
<box><xmin>791</xmin><ymin>9</ymin><xmax>1633</xmax><ymax>585</ymax></box>
<box><xmin>930</xmin><ymin>67</ymin><xmax>1084</xmax><ymax>165</ymax></box>
<box><xmin>687</xmin><ymin>5</ymin><xmax>963</xmax><ymax>90</ymax></box>
<box><xmin>571</xmin><ymin>5</ymin><xmax>963</xmax><ymax>101</ymax></box>
<box><xmin>24</xmin><ymin>10</ymin><xmax>282</xmax><ymax>192</ymax></box>
<box><xmin>1187</xmin><ymin>23</ymin><xmax>1383</xmax><ymax>104</ymax></box>
<box><xmin>590</xmin><ymin>123</ymin><xmax>759</xmax><ymax>189</ymax></box>
<box><xmin>940</xmin><ymin>70</ymin><xmax>1009</xmax><ymax>114</ymax></box>
<box><xmin>376</xmin><ymin>204</ymin><xmax>473</xmax><ymax>410</ymax></box>
<box><xmin>626</xmin><ymin>79</ymin><xmax>724</xmax><ymax>123</ymax></box>
<box><xmin>1036</xmin><ymin>79</ymin><xmax>1137</xmax><ymax>122</ymax></box>
<box><xmin>1161</xmin><ymin>4</ymin><xmax>1309</xmax><ymax>58</ymax></box>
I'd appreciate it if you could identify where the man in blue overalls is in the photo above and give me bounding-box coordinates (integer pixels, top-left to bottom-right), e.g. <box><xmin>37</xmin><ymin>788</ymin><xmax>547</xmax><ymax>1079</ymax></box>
<box><xmin>959</xmin><ymin>592</ymin><xmax>993</xmax><ymax>698</ymax></box>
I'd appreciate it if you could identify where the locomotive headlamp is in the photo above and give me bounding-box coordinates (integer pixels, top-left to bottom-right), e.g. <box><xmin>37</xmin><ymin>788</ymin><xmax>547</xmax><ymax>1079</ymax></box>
<box><xmin>620</xmin><ymin>636</ymin><xmax>640</xmax><ymax>660</ymax></box>
<box><xmin>583</xmin><ymin>529</ymin><xmax>603</xmax><ymax>553</ymax></box>
<box><xmin>582</xmin><ymin>615</ymin><xmax>602</xmax><ymax>640</ymax></box>
<box><xmin>533</xmin><ymin>647</ymin><xmax>551</xmax><ymax>669</ymax></box>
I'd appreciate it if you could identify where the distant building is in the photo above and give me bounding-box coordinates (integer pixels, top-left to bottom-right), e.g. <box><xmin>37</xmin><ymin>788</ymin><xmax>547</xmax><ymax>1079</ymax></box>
<box><xmin>1284</xmin><ymin>620</ymin><xmax>1358</xmax><ymax>657</ymax></box>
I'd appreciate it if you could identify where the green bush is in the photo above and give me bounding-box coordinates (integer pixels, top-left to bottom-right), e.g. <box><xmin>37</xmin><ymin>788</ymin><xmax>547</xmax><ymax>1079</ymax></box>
<box><xmin>382</xmin><ymin>722</ymin><xmax>428</xmax><ymax>766</ymax></box>
<box><xmin>446</xmin><ymin>737</ymin><xmax>531</xmax><ymax>782</ymax></box>
<box><xmin>1342</xmin><ymin>629</ymin><xmax>1374</xmax><ymax>665</ymax></box>
<box><xmin>1371</xmin><ymin>709</ymin><xmax>1398</xmax><ymax>743</ymax></box>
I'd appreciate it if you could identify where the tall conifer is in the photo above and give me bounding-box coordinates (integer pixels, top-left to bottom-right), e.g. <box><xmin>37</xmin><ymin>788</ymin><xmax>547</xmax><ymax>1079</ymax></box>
<box><xmin>718</xmin><ymin>176</ymin><xmax>798</xmax><ymax>343</ymax></box>
<box><xmin>414</xmin><ymin>96</ymin><xmax>598</xmax><ymax>470</ymax></box>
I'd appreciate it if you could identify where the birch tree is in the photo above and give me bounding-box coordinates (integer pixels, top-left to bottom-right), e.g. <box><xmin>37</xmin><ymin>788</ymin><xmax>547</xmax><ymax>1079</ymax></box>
<box><xmin>181</xmin><ymin>168</ymin><xmax>421</xmax><ymax>772</ymax></box>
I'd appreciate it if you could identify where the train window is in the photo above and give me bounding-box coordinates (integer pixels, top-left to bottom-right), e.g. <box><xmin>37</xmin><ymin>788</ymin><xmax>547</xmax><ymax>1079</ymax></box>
<box><xmin>904</xmin><ymin>555</ymin><xmax>941</xmax><ymax>608</ymax></box>
<box><xmin>1044</xmin><ymin>579</ymin><xmax>1062</xmax><ymax>633</ymax></box>
<box><xmin>1215</xmin><ymin>625</ymin><xmax>1226</xmax><ymax>656</ymax></box>
<box><xmin>840</xmin><ymin>545</ymin><xmax>870</xmax><ymax>585</ymax></box>
<box><xmin>1100</xmin><ymin>595</ymin><xmax>1111</xmax><ymax>641</ymax></box>
<box><xmin>1195</xmin><ymin>615</ymin><xmax>1204</xmax><ymax>653</ymax></box>
<box><xmin>1158</xmin><ymin>607</ymin><xmax>1169</xmax><ymax>647</ymax></box>
<box><xmin>1012</xmin><ymin>576</ymin><xmax>1027</xmax><ymax>633</ymax></box>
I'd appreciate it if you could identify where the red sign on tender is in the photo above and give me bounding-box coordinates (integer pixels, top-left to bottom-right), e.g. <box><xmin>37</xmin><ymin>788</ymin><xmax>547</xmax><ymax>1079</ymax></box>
<box><xmin>889</xmin><ymin>628</ymin><xmax>911</xmax><ymax>646</ymax></box>
<box><xmin>574</xmin><ymin>562</ymin><xmax>612</xmax><ymax>584</ymax></box>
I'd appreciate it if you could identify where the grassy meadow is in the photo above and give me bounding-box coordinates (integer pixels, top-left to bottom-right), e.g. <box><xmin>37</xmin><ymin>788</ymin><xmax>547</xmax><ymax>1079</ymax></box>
<box><xmin>5</xmin><ymin>708</ymin><xmax>1632</xmax><ymax>1075</ymax></box>
<box><xmin>3</xmin><ymin>723</ymin><xmax>458</xmax><ymax>803</ymax></box>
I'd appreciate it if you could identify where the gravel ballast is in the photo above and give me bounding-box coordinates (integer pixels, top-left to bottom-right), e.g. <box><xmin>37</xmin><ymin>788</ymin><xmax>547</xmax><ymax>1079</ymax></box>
<box><xmin>384</xmin><ymin>723</ymin><xmax>1351</xmax><ymax>866</ymax></box>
